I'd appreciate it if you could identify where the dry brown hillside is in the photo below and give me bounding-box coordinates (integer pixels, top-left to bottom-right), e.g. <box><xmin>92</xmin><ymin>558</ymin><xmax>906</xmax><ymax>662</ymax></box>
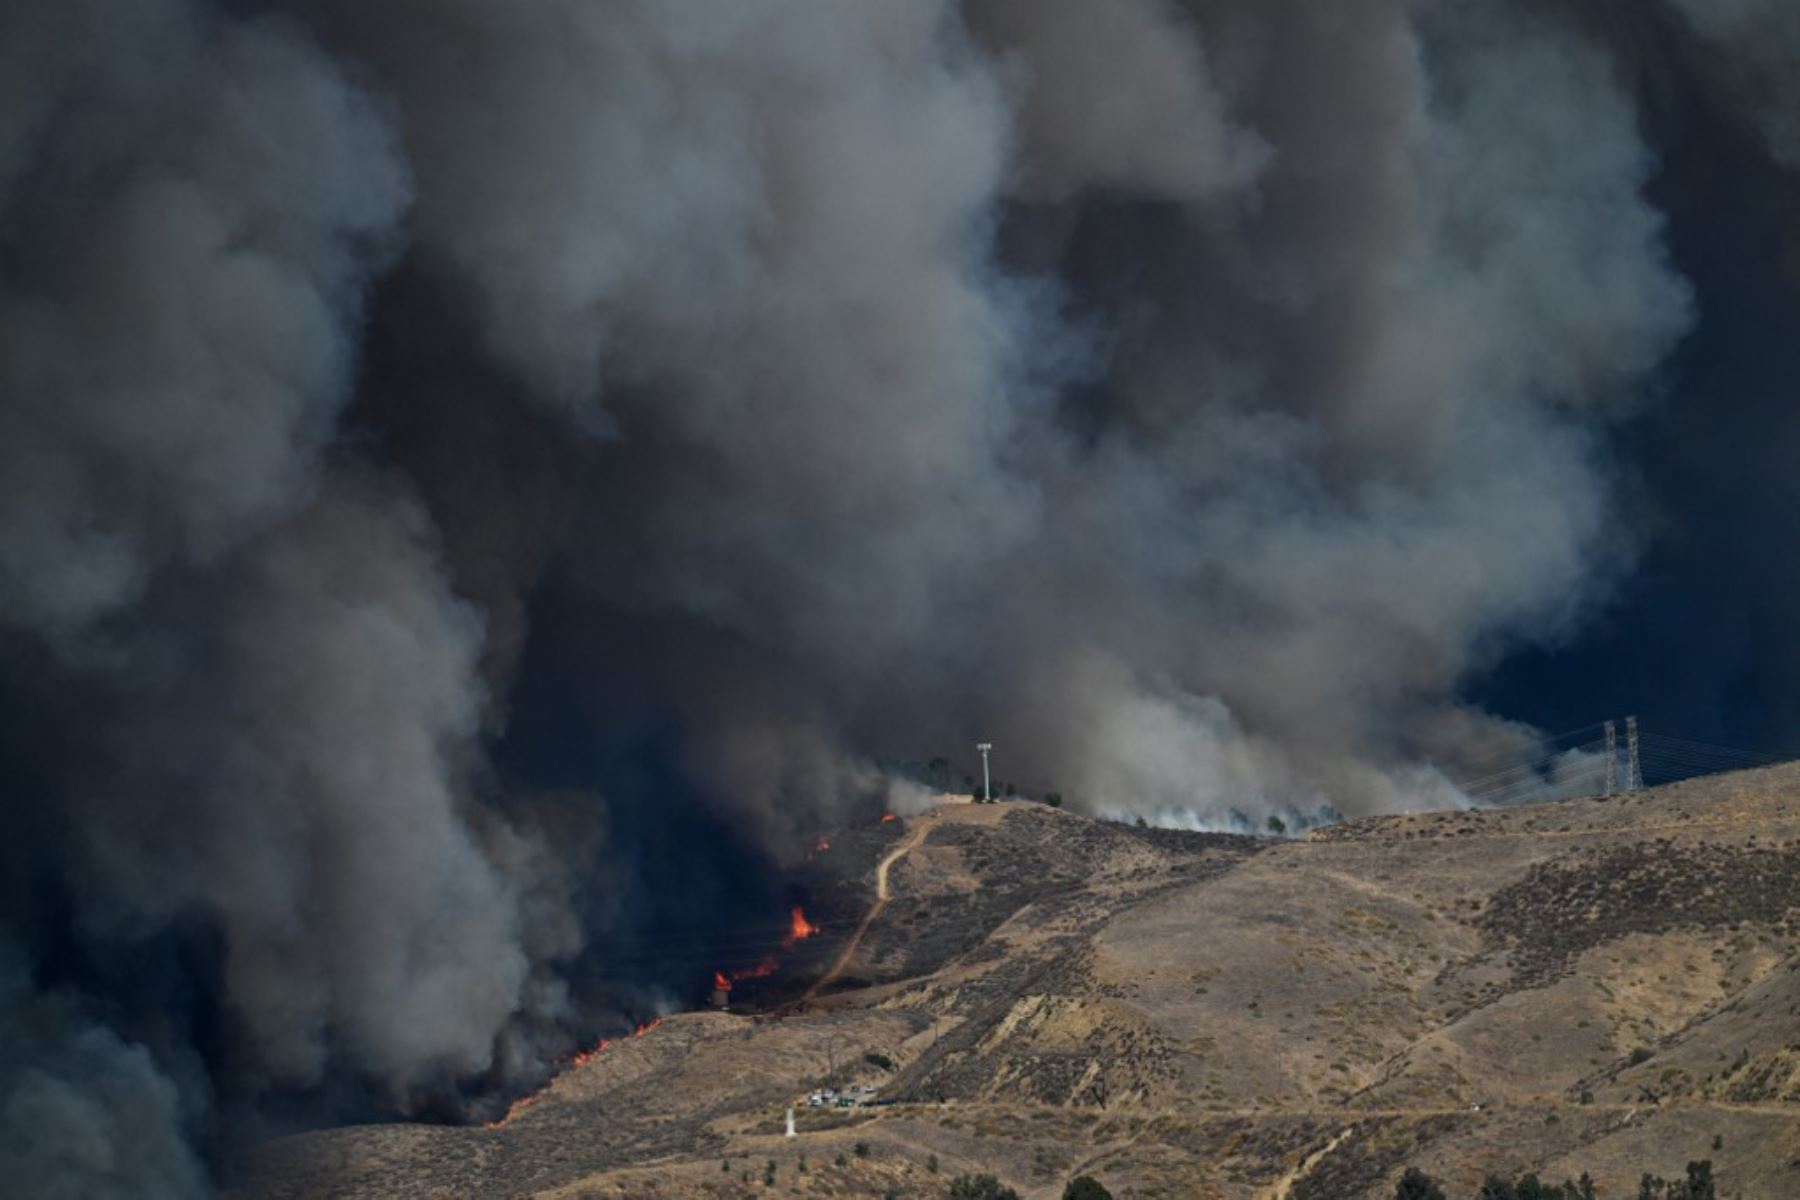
<box><xmin>231</xmin><ymin>767</ymin><xmax>1800</xmax><ymax>1199</ymax></box>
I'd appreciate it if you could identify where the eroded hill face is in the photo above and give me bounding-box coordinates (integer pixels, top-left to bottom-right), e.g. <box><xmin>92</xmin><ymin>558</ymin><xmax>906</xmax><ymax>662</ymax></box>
<box><xmin>230</xmin><ymin>772</ymin><xmax>1800</xmax><ymax>1199</ymax></box>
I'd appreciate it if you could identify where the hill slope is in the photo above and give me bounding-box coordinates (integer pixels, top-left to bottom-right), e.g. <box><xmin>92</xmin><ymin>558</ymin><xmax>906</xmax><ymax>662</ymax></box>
<box><xmin>231</xmin><ymin>768</ymin><xmax>1800</xmax><ymax>1199</ymax></box>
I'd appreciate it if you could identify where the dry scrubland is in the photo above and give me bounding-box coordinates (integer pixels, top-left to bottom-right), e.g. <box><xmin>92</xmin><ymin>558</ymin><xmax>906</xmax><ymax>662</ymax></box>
<box><xmin>233</xmin><ymin>767</ymin><xmax>1800</xmax><ymax>1198</ymax></box>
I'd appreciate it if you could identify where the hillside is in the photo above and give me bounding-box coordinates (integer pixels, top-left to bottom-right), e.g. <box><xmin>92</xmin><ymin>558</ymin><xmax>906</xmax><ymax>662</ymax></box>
<box><xmin>231</xmin><ymin>768</ymin><xmax>1800</xmax><ymax>1199</ymax></box>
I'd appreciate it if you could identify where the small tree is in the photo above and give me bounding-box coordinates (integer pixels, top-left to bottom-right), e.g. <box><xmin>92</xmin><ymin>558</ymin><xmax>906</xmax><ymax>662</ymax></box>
<box><xmin>1395</xmin><ymin>1167</ymin><xmax>1447</xmax><ymax>1200</ymax></box>
<box><xmin>865</xmin><ymin>1051</ymin><xmax>894</xmax><ymax>1071</ymax></box>
<box><xmin>1478</xmin><ymin>1177</ymin><xmax>1517</xmax><ymax>1200</ymax></box>
<box><xmin>1267</xmin><ymin>815</ymin><xmax>1287</xmax><ymax>835</ymax></box>
<box><xmin>949</xmin><ymin>1176</ymin><xmax>1020</xmax><ymax>1200</ymax></box>
<box><xmin>1063</xmin><ymin>1176</ymin><xmax>1113</xmax><ymax>1200</ymax></box>
<box><xmin>1045</xmin><ymin>792</ymin><xmax>1063</xmax><ymax>808</ymax></box>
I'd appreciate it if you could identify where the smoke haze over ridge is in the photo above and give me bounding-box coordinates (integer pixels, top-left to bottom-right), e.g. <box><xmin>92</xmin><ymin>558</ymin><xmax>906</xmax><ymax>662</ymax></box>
<box><xmin>0</xmin><ymin>1</ymin><xmax>1793</xmax><ymax>1192</ymax></box>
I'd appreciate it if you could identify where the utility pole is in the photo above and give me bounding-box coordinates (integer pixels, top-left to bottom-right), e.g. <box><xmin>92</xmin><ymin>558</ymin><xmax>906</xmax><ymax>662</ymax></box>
<box><xmin>1604</xmin><ymin>720</ymin><xmax>1616</xmax><ymax>797</ymax></box>
<box><xmin>1626</xmin><ymin>715</ymin><xmax>1641</xmax><ymax>793</ymax></box>
<box><xmin>976</xmin><ymin>743</ymin><xmax>992</xmax><ymax>802</ymax></box>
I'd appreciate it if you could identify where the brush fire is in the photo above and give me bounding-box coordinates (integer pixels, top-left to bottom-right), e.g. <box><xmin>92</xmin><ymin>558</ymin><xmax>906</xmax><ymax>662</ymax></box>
<box><xmin>485</xmin><ymin>1018</ymin><xmax>663</xmax><ymax>1129</ymax></box>
<box><xmin>709</xmin><ymin>906</ymin><xmax>822</xmax><ymax>1008</ymax></box>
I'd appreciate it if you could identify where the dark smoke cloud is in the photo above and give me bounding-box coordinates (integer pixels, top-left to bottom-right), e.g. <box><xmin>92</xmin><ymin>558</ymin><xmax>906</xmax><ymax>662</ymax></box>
<box><xmin>0</xmin><ymin>0</ymin><xmax>405</xmax><ymax>645</ymax></box>
<box><xmin>0</xmin><ymin>0</ymin><xmax>1791</xmax><ymax>1190</ymax></box>
<box><xmin>1</xmin><ymin>954</ymin><xmax>208</xmax><ymax>1200</ymax></box>
<box><xmin>1664</xmin><ymin>0</ymin><xmax>1800</xmax><ymax>164</ymax></box>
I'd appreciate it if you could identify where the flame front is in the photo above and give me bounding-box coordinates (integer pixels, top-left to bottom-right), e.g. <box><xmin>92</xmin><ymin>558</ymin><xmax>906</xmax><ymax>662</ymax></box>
<box><xmin>881</xmin><ymin>812</ymin><xmax>897</xmax><ymax>823</ymax></box>
<box><xmin>486</xmin><ymin>1017</ymin><xmax>663</xmax><ymax>1129</ymax></box>
<box><xmin>709</xmin><ymin>906</ymin><xmax>824</xmax><ymax>1001</ymax></box>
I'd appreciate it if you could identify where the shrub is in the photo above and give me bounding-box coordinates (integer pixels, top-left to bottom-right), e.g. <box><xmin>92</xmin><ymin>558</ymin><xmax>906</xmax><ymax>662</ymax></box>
<box><xmin>1267</xmin><ymin>815</ymin><xmax>1287</xmax><ymax>835</ymax></box>
<box><xmin>853</xmin><ymin>1141</ymin><xmax>870</xmax><ymax>1158</ymax></box>
<box><xmin>928</xmin><ymin>1153</ymin><xmax>939</xmax><ymax>1174</ymax></box>
<box><xmin>949</xmin><ymin>1175</ymin><xmax>1020</xmax><ymax>1200</ymax></box>
<box><xmin>1046</xmin><ymin>793</ymin><xmax>1063</xmax><ymax>808</ymax></box>
<box><xmin>1395</xmin><ymin>1168</ymin><xmax>1447</xmax><ymax>1200</ymax></box>
<box><xmin>865</xmin><ymin>1051</ymin><xmax>895</xmax><ymax>1071</ymax></box>
<box><xmin>1628</xmin><ymin>1047</ymin><xmax>1655</xmax><ymax>1066</ymax></box>
<box><xmin>1063</xmin><ymin>1176</ymin><xmax>1114</xmax><ymax>1200</ymax></box>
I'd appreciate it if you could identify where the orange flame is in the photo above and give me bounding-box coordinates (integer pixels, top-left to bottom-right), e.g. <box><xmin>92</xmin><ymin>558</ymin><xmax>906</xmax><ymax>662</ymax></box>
<box><xmin>815</xmin><ymin>836</ymin><xmax>830</xmax><ymax>853</ymax></box>
<box><xmin>486</xmin><ymin>1018</ymin><xmax>663</xmax><ymax>1129</ymax></box>
<box><xmin>881</xmin><ymin>812</ymin><xmax>897</xmax><ymax>824</ymax></box>
<box><xmin>788</xmin><ymin>906</ymin><xmax>820</xmax><ymax>943</ymax></box>
<box><xmin>710</xmin><ymin>908</ymin><xmax>823</xmax><ymax>1002</ymax></box>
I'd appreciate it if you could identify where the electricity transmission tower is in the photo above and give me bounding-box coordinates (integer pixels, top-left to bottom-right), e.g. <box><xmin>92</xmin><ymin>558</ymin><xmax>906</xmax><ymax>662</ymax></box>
<box><xmin>1626</xmin><ymin>715</ymin><xmax>1641</xmax><ymax>792</ymax></box>
<box><xmin>1604</xmin><ymin>720</ymin><xmax>1617</xmax><ymax>797</ymax></box>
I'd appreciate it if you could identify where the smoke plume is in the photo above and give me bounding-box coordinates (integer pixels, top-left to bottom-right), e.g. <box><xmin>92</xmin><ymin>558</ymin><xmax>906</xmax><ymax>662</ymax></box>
<box><xmin>0</xmin><ymin>0</ymin><xmax>1791</xmax><ymax>1190</ymax></box>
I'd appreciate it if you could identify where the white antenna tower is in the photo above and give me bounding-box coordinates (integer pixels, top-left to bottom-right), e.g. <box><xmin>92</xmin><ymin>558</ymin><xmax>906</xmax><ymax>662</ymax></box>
<box><xmin>785</xmin><ymin>1105</ymin><xmax>796</xmax><ymax>1138</ymax></box>
<box><xmin>976</xmin><ymin>742</ymin><xmax>992</xmax><ymax>802</ymax></box>
<box><xmin>1603</xmin><ymin>720</ymin><xmax>1616</xmax><ymax>797</ymax></box>
<box><xmin>1626</xmin><ymin>715</ymin><xmax>1641</xmax><ymax>792</ymax></box>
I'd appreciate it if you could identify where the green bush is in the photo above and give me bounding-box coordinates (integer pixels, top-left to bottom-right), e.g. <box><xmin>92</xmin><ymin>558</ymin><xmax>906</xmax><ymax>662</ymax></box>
<box><xmin>865</xmin><ymin>1051</ymin><xmax>895</xmax><ymax>1071</ymax></box>
<box><xmin>1395</xmin><ymin>1167</ymin><xmax>1447</xmax><ymax>1200</ymax></box>
<box><xmin>1063</xmin><ymin>1176</ymin><xmax>1113</xmax><ymax>1200</ymax></box>
<box><xmin>1045</xmin><ymin>792</ymin><xmax>1063</xmax><ymax>808</ymax></box>
<box><xmin>1266</xmin><ymin>815</ymin><xmax>1287</xmax><ymax>835</ymax></box>
<box><xmin>949</xmin><ymin>1175</ymin><xmax>1020</xmax><ymax>1200</ymax></box>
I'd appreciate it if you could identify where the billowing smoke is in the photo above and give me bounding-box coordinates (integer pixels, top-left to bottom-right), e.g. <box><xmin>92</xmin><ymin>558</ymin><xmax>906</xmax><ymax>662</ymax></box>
<box><xmin>0</xmin><ymin>0</ymin><xmax>1788</xmax><ymax>1190</ymax></box>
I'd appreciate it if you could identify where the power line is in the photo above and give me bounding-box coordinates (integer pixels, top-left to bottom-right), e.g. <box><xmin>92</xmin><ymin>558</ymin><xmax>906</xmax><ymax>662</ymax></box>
<box><xmin>1452</xmin><ymin>719</ymin><xmax>1797</xmax><ymax>808</ymax></box>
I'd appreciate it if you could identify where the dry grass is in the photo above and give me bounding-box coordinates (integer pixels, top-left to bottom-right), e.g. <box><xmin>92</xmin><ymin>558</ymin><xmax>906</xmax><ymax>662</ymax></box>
<box><xmin>229</xmin><ymin>767</ymin><xmax>1800</xmax><ymax>1200</ymax></box>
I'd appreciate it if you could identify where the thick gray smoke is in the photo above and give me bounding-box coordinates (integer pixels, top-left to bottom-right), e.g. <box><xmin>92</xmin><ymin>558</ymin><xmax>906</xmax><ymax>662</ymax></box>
<box><xmin>0</xmin><ymin>0</ymin><xmax>1779</xmax><ymax>1190</ymax></box>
